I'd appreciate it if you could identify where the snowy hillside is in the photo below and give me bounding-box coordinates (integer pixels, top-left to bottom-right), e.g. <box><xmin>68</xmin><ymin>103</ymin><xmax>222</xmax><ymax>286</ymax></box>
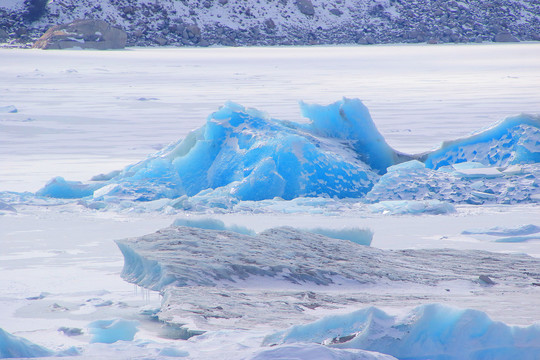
<box><xmin>1</xmin><ymin>0</ymin><xmax>540</xmax><ymax>47</ymax></box>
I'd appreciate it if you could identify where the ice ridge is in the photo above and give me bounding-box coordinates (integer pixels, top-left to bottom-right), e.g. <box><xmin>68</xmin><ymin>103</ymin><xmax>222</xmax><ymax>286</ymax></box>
<box><xmin>264</xmin><ymin>304</ymin><xmax>540</xmax><ymax>360</ymax></box>
<box><xmin>36</xmin><ymin>99</ymin><xmax>540</xmax><ymax>205</ymax></box>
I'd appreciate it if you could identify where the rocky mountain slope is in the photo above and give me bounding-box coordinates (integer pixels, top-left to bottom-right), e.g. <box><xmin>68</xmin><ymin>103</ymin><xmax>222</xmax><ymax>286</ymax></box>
<box><xmin>1</xmin><ymin>0</ymin><xmax>540</xmax><ymax>47</ymax></box>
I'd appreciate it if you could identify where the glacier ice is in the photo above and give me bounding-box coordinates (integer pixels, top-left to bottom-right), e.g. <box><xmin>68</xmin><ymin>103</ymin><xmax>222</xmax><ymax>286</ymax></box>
<box><xmin>0</xmin><ymin>328</ymin><xmax>54</xmax><ymax>358</ymax></box>
<box><xmin>32</xmin><ymin>99</ymin><xmax>540</xmax><ymax>207</ymax></box>
<box><xmin>264</xmin><ymin>304</ymin><xmax>540</xmax><ymax>360</ymax></box>
<box><xmin>116</xmin><ymin>225</ymin><xmax>540</xmax><ymax>332</ymax></box>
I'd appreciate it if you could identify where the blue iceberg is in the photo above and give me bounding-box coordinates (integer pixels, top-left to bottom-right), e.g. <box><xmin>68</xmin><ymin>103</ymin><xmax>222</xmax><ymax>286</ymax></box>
<box><xmin>264</xmin><ymin>304</ymin><xmax>540</xmax><ymax>360</ymax></box>
<box><xmin>35</xmin><ymin>99</ymin><xmax>540</xmax><ymax>206</ymax></box>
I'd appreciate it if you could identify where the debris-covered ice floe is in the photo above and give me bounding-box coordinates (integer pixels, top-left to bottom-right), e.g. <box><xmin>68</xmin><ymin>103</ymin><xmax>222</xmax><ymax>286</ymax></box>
<box><xmin>116</xmin><ymin>226</ymin><xmax>540</xmax><ymax>332</ymax></box>
<box><xmin>33</xmin><ymin>99</ymin><xmax>540</xmax><ymax>209</ymax></box>
<box><xmin>263</xmin><ymin>304</ymin><xmax>540</xmax><ymax>360</ymax></box>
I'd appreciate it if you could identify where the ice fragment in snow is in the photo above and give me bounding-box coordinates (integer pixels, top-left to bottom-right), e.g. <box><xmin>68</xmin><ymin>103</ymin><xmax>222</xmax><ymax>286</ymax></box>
<box><xmin>88</xmin><ymin>319</ymin><xmax>139</xmax><ymax>344</ymax></box>
<box><xmin>0</xmin><ymin>328</ymin><xmax>54</xmax><ymax>358</ymax></box>
<box><xmin>0</xmin><ymin>105</ymin><xmax>17</xmax><ymax>113</ymax></box>
<box><xmin>462</xmin><ymin>224</ymin><xmax>540</xmax><ymax>237</ymax></box>
<box><xmin>158</xmin><ymin>347</ymin><xmax>189</xmax><ymax>357</ymax></box>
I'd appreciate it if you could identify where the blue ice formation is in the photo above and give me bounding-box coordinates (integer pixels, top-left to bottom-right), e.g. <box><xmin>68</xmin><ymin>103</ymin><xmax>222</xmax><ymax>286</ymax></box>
<box><xmin>88</xmin><ymin>319</ymin><xmax>139</xmax><ymax>344</ymax></box>
<box><xmin>0</xmin><ymin>328</ymin><xmax>54</xmax><ymax>358</ymax></box>
<box><xmin>264</xmin><ymin>304</ymin><xmax>540</xmax><ymax>360</ymax></box>
<box><xmin>36</xmin><ymin>99</ymin><xmax>540</xmax><ymax>205</ymax></box>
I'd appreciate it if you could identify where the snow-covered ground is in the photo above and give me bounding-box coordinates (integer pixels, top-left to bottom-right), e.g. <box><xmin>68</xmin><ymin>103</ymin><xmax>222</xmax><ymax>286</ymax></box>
<box><xmin>1</xmin><ymin>43</ymin><xmax>539</xmax><ymax>359</ymax></box>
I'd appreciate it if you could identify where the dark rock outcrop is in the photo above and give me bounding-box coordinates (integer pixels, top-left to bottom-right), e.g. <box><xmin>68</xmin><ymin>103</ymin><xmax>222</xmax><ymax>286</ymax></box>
<box><xmin>33</xmin><ymin>19</ymin><xmax>127</xmax><ymax>50</ymax></box>
<box><xmin>494</xmin><ymin>31</ymin><xmax>519</xmax><ymax>42</ymax></box>
<box><xmin>2</xmin><ymin>0</ymin><xmax>540</xmax><ymax>48</ymax></box>
<box><xmin>296</xmin><ymin>0</ymin><xmax>315</xmax><ymax>16</ymax></box>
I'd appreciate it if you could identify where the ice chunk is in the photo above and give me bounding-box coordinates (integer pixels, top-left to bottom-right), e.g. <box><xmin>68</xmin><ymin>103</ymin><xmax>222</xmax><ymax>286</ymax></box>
<box><xmin>305</xmin><ymin>227</ymin><xmax>373</xmax><ymax>246</ymax></box>
<box><xmin>0</xmin><ymin>328</ymin><xmax>54</xmax><ymax>358</ymax></box>
<box><xmin>494</xmin><ymin>235</ymin><xmax>540</xmax><ymax>243</ymax></box>
<box><xmin>36</xmin><ymin>176</ymin><xmax>100</xmax><ymax>199</ymax></box>
<box><xmin>463</xmin><ymin>224</ymin><xmax>540</xmax><ymax>236</ymax></box>
<box><xmin>453</xmin><ymin>167</ymin><xmax>503</xmax><ymax>178</ymax></box>
<box><xmin>369</xmin><ymin>200</ymin><xmax>455</xmax><ymax>215</ymax></box>
<box><xmin>158</xmin><ymin>347</ymin><xmax>189</xmax><ymax>357</ymax></box>
<box><xmin>88</xmin><ymin>319</ymin><xmax>139</xmax><ymax>344</ymax></box>
<box><xmin>264</xmin><ymin>304</ymin><xmax>540</xmax><ymax>360</ymax></box>
<box><xmin>366</xmin><ymin>163</ymin><xmax>540</xmax><ymax>205</ymax></box>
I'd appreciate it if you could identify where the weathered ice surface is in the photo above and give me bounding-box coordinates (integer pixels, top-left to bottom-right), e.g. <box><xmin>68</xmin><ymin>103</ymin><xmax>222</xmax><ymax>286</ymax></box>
<box><xmin>117</xmin><ymin>226</ymin><xmax>540</xmax><ymax>332</ymax></box>
<box><xmin>33</xmin><ymin>19</ymin><xmax>127</xmax><ymax>50</ymax></box>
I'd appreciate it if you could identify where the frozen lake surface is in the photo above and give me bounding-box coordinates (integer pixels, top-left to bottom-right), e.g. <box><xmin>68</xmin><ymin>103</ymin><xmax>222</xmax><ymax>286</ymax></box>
<box><xmin>0</xmin><ymin>44</ymin><xmax>539</xmax><ymax>359</ymax></box>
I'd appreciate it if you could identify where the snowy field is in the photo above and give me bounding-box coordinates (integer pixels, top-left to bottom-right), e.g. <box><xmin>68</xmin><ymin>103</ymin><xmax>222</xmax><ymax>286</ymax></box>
<box><xmin>1</xmin><ymin>43</ymin><xmax>540</xmax><ymax>359</ymax></box>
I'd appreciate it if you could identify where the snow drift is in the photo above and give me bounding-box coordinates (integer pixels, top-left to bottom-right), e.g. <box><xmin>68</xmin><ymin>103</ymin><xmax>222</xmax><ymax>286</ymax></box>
<box><xmin>264</xmin><ymin>304</ymin><xmax>540</xmax><ymax>360</ymax></box>
<box><xmin>37</xmin><ymin>99</ymin><xmax>540</xmax><ymax>206</ymax></box>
